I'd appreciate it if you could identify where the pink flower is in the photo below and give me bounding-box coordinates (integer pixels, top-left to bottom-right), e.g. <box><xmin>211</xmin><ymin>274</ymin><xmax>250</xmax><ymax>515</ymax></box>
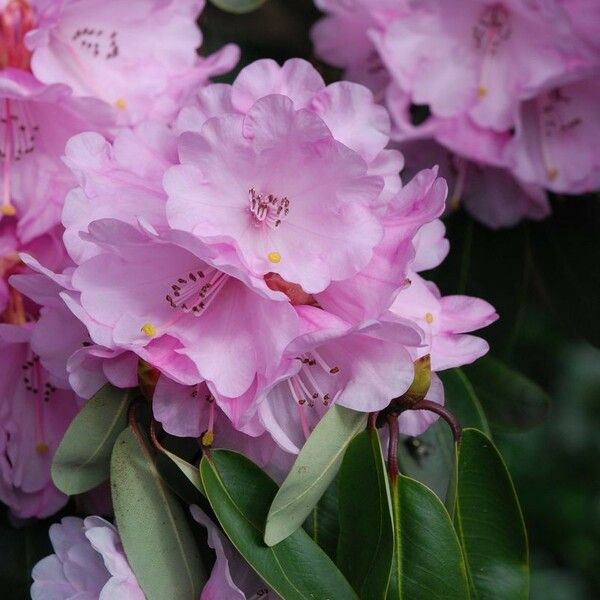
<box><xmin>390</xmin><ymin>272</ymin><xmax>498</xmax><ymax>372</ymax></box>
<box><xmin>31</xmin><ymin>515</ymin><xmax>144</xmax><ymax>600</ymax></box>
<box><xmin>0</xmin><ymin>69</ymin><xmax>110</xmax><ymax>243</ymax></box>
<box><xmin>65</xmin><ymin>221</ymin><xmax>299</xmax><ymax>399</ymax></box>
<box><xmin>166</xmin><ymin>93</ymin><xmax>384</xmax><ymax>294</ymax></box>
<box><xmin>256</xmin><ymin>308</ymin><xmax>420</xmax><ymax>453</ymax></box>
<box><xmin>370</xmin><ymin>0</ymin><xmax>594</xmax><ymax>131</ymax></box>
<box><xmin>62</xmin><ymin>120</ymin><xmax>176</xmax><ymax>263</ymax></box>
<box><xmin>401</xmin><ymin>138</ymin><xmax>550</xmax><ymax>228</ymax></box>
<box><xmin>191</xmin><ymin>506</ymin><xmax>278</xmax><ymax>600</ymax></box>
<box><xmin>0</xmin><ymin>323</ymin><xmax>78</xmax><ymax>518</ymax></box>
<box><xmin>26</xmin><ymin>0</ymin><xmax>239</xmax><ymax>125</ymax></box>
<box><xmin>505</xmin><ymin>74</ymin><xmax>600</xmax><ymax>193</ymax></box>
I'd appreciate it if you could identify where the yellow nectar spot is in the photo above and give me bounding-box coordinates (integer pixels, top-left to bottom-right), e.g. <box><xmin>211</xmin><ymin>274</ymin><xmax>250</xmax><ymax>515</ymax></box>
<box><xmin>36</xmin><ymin>442</ymin><xmax>49</xmax><ymax>454</ymax></box>
<box><xmin>547</xmin><ymin>167</ymin><xmax>559</xmax><ymax>181</ymax></box>
<box><xmin>477</xmin><ymin>86</ymin><xmax>488</xmax><ymax>98</ymax></box>
<box><xmin>201</xmin><ymin>430</ymin><xmax>214</xmax><ymax>447</ymax></box>
<box><xmin>1</xmin><ymin>203</ymin><xmax>16</xmax><ymax>217</ymax></box>
<box><xmin>267</xmin><ymin>251</ymin><xmax>281</xmax><ymax>264</ymax></box>
<box><xmin>141</xmin><ymin>323</ymin><xmax>157</xmax><ymax>337</ymax></box>
<box><xmin>115</xmin><ymin>98</ymin><xmax>128</xmax><ymax>110</ymax></box>
<box><xmin>425</xmin><ymin>312</ymin><xmax>434</xmax><ymax>324</ymax></box>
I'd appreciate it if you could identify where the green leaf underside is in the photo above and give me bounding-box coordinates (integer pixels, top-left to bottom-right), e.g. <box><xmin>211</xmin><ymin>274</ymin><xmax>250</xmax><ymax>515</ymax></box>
<box><xmin>454</xmin><ymin>429</ymin><xmax>529</xmax><ymax>600</ymax></box>
<box><xmin>200</xmin><ymin>450</ymin><xmax>358</xmax><ymax>600</ymax></box>
<box><xmin>338</xmin><ymin>429</ymin><xmax>394</xmax><ymax>599</ymax></box>
<box><xmin>51</xmin><ymin>385</ymin><xmax>130</xmax><ymax>495</ymax></box>
<box><xmin>464</xmin><ymin>356</ymin><xmax>550</xmax><ymax>430</ymax></box>
<box><xmin>111</xmin><ymin>427</ymin><xmax>205</xmax><ymax>600</ymax></box>
<box><xmin>209</xmin><ymin>0</ymin><xmax>266</xmax><ymax>14</ymax></box>
<box><xmin>387</xmin><ymin>475</ymin><xmax>470</xmax><ymax>600</ymax></box>
<box><xmin>265</xmin><ymin>405</ymin><xmax>368</xmax><ymax>546</ymax></box>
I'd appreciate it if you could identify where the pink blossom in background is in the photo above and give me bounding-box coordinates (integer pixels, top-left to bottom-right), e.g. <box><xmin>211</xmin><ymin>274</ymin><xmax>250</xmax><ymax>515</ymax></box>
<box><xmin>31</xmin><ymin>515</ymin><xmax>144</xmax><ymax>600</ymax></box>
<box><xmin>312</xmin><ymin>0</ymin><xmax>600</xmax><ymax>226</ymax></box>
<box><xmin>191</xmin><ymin>506</ymin><xmax>279</xmax><ymax>600</ymax></box>
<box><xmin>26</xmin><ymin>0</ymin><xmax>240</xmax><ymax>125</ymax></box>
<box><xmin>505</xmin><ymin>73</ymin><xmax>600</xmax><ymax>194</ymax></box>
<box><xmin>0</xmin><ymin>323</ymin><xmax>78</xmax><ymax>518</ymax></box>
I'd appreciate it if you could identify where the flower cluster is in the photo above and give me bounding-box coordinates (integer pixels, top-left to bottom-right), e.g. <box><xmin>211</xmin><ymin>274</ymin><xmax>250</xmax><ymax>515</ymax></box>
<box><xmin>312</xmin><ymin>0</ymin><xmax>600</xmax><ymax>228</ymax></box>
<box><xmin>0</xmin><ymin>2</ymin><xmax>502</xmax><ymax>597</ymax></box>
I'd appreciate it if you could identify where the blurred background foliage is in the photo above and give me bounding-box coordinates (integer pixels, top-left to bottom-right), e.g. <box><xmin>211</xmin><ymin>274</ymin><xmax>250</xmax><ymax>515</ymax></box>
<box><xmin>202</xmin><ymin>1</ymin><xmax>600</xmax><ymax>597</ymax></box>
<box><xmin>1</xmin><ymin>2</ymin><xmax>597</xmax><ymax>597</ymax></box>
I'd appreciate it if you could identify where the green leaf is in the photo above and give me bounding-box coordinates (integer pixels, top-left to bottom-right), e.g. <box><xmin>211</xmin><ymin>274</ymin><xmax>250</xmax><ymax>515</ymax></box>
<box><xmin>387</xmin><ymin>475</ymin><xmax>471</xmax><ymax>599</ymax></box>
<box><xmin>464</xmin><ymin>355</ymin><xmax>550</xmax><ymax>430</ymax></box>
<box><xmin>209</xmin><ymin>0</ymin><xmax>266</xmax><ymax>14</ymax></box>
<box><xmin>200</xmin><ymin>450</ymin><xmax>359</xmax><ymax>600</ymax></box>
<box><xmin>155</xmin><ymin>446</ymin><xmax>205</xmax><ymax>504</ymax></box>
<box><xmin>337</xmin><ymin>429</ymin><xmax>394</xmax><ymax>599</ymax></box>
<box><xmin>303</xmin><ymin>475</ymin><xmax>339</xmax><ymax>561</ymax></box>
<box><xmin>52</xmin><ymin>385</ymin><xmax>130</xmax><ymax>495</ymax></box>
<box><xmin>111</xmin><ymin>427</ymin><xmax>205</xmax><ymax>600</ymax></box>
<box><xmin>264</xmin><ymin>404</ymin><xmax>367</xmax><ymax>546</ymax></box>
<box><xmin>454</xmin><ymin>428</ymin><xmax>529</xmax><ymax>600</ymax></box>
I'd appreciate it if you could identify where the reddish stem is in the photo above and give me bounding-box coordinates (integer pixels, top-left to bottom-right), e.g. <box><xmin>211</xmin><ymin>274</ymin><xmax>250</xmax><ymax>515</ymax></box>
<box><xmin>387</xmin><ymin>413</ymin><xmax>399</xmax><ymax>484</ymax></box>
<box><xmin>409</xmin><ymin>399</ymin><xmax>462</xmax><ymax>443</ymax></box>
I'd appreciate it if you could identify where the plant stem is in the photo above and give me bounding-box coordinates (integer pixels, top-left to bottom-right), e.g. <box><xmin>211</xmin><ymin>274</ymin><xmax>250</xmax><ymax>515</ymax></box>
<box><xmin>387</xmin><ymin>413</ymin><xmax>399</xmax><ymax>485</ymax></box>
<box><xmin>409</xmin><ymin>399</ymin><xmax>462</xmax><ymax>442</ymax></box>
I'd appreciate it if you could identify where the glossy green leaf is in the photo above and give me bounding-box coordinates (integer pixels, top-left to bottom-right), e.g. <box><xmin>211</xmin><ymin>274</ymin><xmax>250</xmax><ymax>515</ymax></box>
<box><xmin>209</xmin><ymin>0</ymin><xmax>266</xmax><ymax>14</ymax></box>
<box><xmin>265</xmin><ymin>404</ymin><xmax>367</xmax><ymax>546</ymax></box>
<box><xmin>111</xmin><ymin>427</ymin><xmax>205</xmax><ymax>600</ymax></box>
<box><xmin>52</xmin><ymin>385</ymin><xmax>130</xmax><ymax>495</ymax></box>
<box><xmin>454</xmin><ymin>428</ymin><xmax>529</xmax><ymax>599</ymax></box>
<box><xmin>303</xmin><ymin>475</ymin><xmax>339</xmax><ymax>561</ymax></box>
<box><xmin>338</xmin><ymin>429</ymin><xmax>394</xmax><ymax>599</ymax></box>
<box><xmin>155</xmin><ymin>446</ymin><xmax>205</xmax><ymax>504</ymax></box>
<box><xmin>464</xmin><ymin>355</ymin><xmax>550</xmax><ymax>430</ymax></box>
<box><xmin>387</xmin><ymin>475</ymin><xmax>470</xmax><ymax>599</ymax></box>
<box><xmin>200</xmin><ymin>450</ymin><xmax>359</xmax><ymax>600</ymax></box>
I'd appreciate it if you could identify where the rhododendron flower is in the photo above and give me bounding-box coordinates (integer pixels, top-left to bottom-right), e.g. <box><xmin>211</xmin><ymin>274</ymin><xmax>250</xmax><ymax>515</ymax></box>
<box><xmin>256</xmin><ymin>309</ymin><xmax>421</xmax><ymax>453</ymax></box>
<box><xmin>65</xmin><ymin>221</ymin><xmax>299</xmax><ymax>398</ymax></box>
<box><xmin>0</xmin><ymin>70</ymin><xmax>109</xmax><ymax>242</ymax></box>
<box><xmin>26</xmin><ymin>0</ymin><xmax>240</xmax><ymax>125</ymax></box>
<box><xmin>390</xmin><ymin>272</ymin><xmax>498</xmax><ymax>372</ymax></box>
<box><xmin>0</xmin><ymin>323</ymin><xmax>78</xmax><ymax>518</ymax></box>
<box><xmin>401</xmin><ymin>139</ymin><xmax>549</xmax><ymax>228</ymax></box>
<box><xmin>369</xmin><ymin>0</ymin><xmax>593</xmax><ymax>131</ymax></box>
<box><xmin>31</xmin><ymin>516</ymin><xmax>144</xmax><ymax>600</ymax></box>
<box><xmin>191</xmin><ymin>506</ymin><xmax>278</xmax><ymax>600</ymax></box>
<box><xmin>166</xmin><ymin>94</ymin><xmax>384</xmax><ymax>294</ymax></box>
<box><xmin>506</xmin><ymin>73</ymin><xmax>600</xmax><ymax>193</ymax></box>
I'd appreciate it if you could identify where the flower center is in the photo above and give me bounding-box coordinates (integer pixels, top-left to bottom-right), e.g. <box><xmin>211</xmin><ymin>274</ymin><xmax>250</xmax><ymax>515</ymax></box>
<box><xmin>165</xmin><ymin>267</ymin><xmax>228</xmax><ymax>317</ymax></box>
<box><xmin>0</xmin><ymin>0</ymin><xmax>35</xmax><ymax>71</ymax></box>
<box><xmin>22</xmin><ymin>352</ymin><xmax>56</xmax><ymax>454</ymax></box>
<box><xmin>289</xmin><ymin>351</ymin><xmax>340</xmax><ymax>409</ymax></box>
<box><xmin>1</xmin><ymin>98</ymin><xmax>39</xmax><ymax>216</ymax></box>
<box><xmin>264</xmin><ymin>272</ymin><xmax>317</xmax><ymax>306</ymax></box>
<box><xmin>473</xmin><ymin>3</ymin><xmax>511</xmax><ymax>97</ymax></box>
<box><xmin>248</xmin><ymin>187</ymin><xmax>290</xmax><ymax>229</ymax></box>
<box><xmin>538</xmin><ymin>87</ymin><xmax>581</xmax><ymax>181</ymax></box>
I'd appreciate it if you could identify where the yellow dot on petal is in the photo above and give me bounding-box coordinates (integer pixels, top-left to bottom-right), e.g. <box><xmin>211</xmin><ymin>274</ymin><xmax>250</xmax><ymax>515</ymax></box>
<box><xmin>1</xmin><ymin>203</ymin><xmax>16</xmax><ymax>216</ymax></box>
<box><xmin>141</xmin><ymin>323</ymin><xmax>157</xmax><ymax>337</ymax></box>
<box><xmin>267</xmin><ymin>251</ymin><xmax>281</xmax><ymax>264</ymax></box>
<box><xmin>36</xmin><ymin>442</ymin><xmax>49</xmax><ymax>454</ymax></box>
<box><xmin>201</xmin><ymin>430</ymin><xmax>214</xmax><ymax>447</ymax></box>
<box><xmin>477</xmin><ymin>86</ymin><xmax>488</xmax><ymax>98</ymax></box>
<box><xmin>425</xmin><ymin>312</ymin><xmax>434</xmax><ymax>324</ymax></box>
<box><xmin>547</xmin><ymin>167</ymin><xmax>559</xmax><ymax>181</ymax></box>
<box><xmin>115</xmin><ymin>98</ymin><xmax>128</xmax><ymax>110</ymax></box>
